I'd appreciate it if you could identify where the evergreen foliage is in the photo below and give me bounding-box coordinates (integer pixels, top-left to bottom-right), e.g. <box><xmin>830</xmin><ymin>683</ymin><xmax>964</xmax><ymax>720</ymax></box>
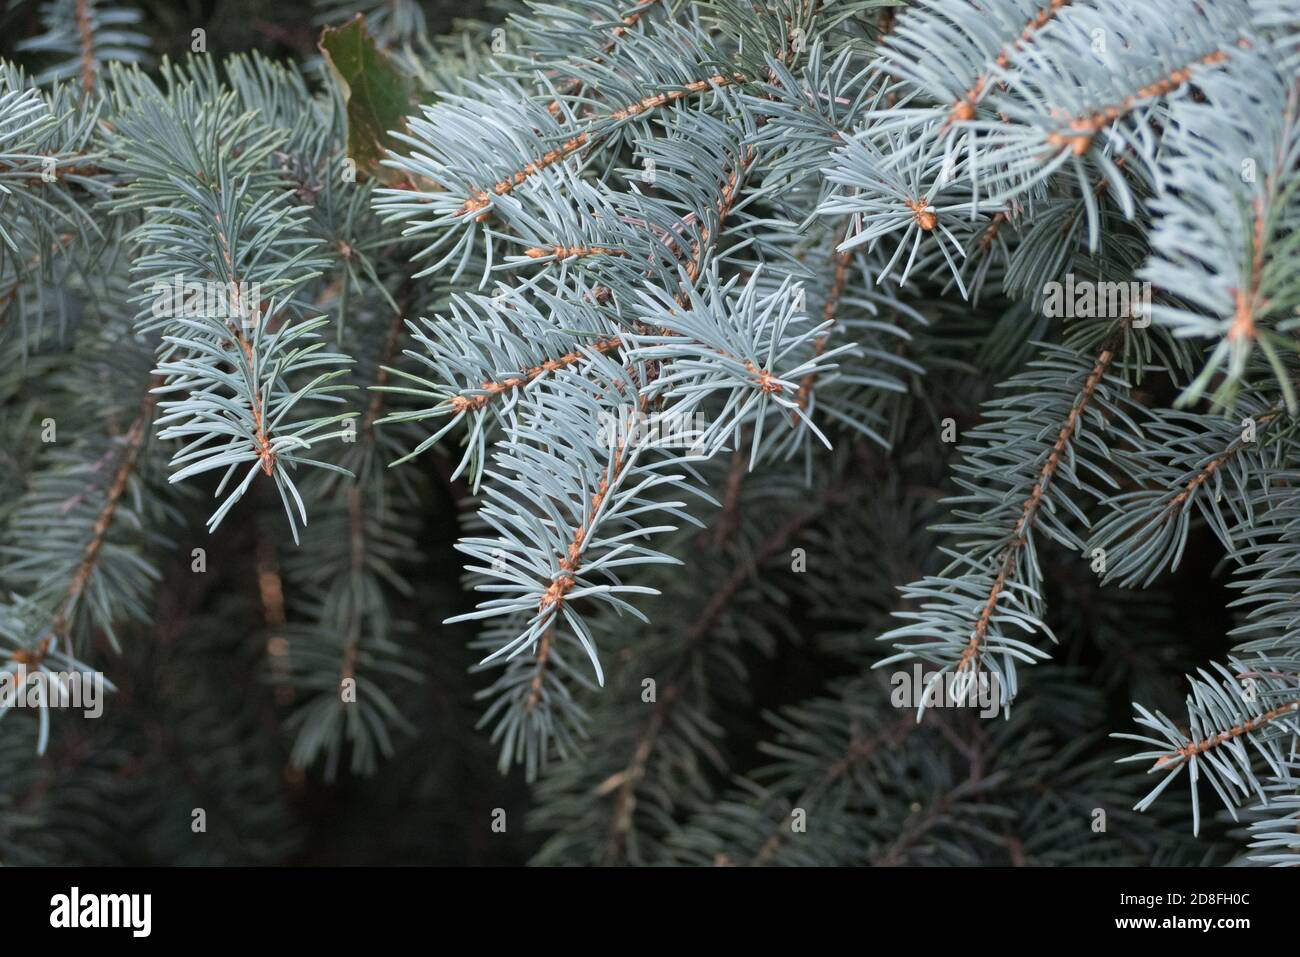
<box><xmin>1</xmin><ymin>0</ymin><xmax>1299</xmax><ymax>867</ymax></box>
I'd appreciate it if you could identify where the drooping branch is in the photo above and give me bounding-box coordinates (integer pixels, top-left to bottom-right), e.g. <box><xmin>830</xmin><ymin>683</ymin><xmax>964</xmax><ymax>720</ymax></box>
<box><xmin>525</xmin><ymin>409</ymin><xmax>637</xmax><ymax>712</ymax></box>
<box><xmin>26</xmin><ymin>379</ymin><xmax>161</xmax><ymax>662</ymax></box>
<box><xmin>538</xmin><ymin>422</ymin><xmax>632</xmax><ymax>619</ymax></box>
<box><xmin>599</xmin><ymin>480</ymin><xmax>857</xmax><ymax>863</ymax></box>
<box><xmin>336</xmin><ymin>287</ymin><xmax>415</xmax><ymax>703</ymax></box>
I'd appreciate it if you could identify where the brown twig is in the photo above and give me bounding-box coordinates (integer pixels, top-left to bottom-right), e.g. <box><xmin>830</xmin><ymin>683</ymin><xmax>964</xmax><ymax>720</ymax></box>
<box><xmin>525</xmin><ymin>404</ymin><xmax>639</xmax><ymax>713</ymax></box>
<box><xmin>1043</xmin><ymin>47</ymin><xmax>1237</xmax><ymax>155</ymax></box>
<box><xmin>449</xmin><ymin>334</ymin><xmax>625</xmax><ymax>414</ymax></box>
<box><xmin>1229</xmin><ymin>195</ymin><xmax>1269</xmax><ymax>343</ymax></box>
<box><xmin>1154</xmin><ymin>698</ymin><xmax>1300</xmax><ymax>769</ymax></box>
<box><xmin>74</xmin><ymin>0</ymin><xmax>96</xmax><ymax>95</ymax></box>
<box><xmin>210</xmin><ymin>210</ymin><xmax>276</xmax><ymax>476</ymax></box>
<box><xmin>459</xmin><ymin>73</ymin><xmax>746</xmax><ymax>220</ymax></box>
<box><xmin>1172</xmin><ymin>409</ymin><xmax>1283</xmax><ymax>511</ymax></box>
<box><xmin>524</xmin><ymin>244</ymin><xmax>628</xmax><ymax>261</ymax></box>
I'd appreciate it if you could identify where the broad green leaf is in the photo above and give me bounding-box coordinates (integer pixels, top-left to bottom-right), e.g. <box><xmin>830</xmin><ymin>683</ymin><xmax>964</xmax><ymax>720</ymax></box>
<box><xmin>319</xmin><ymin>14</ymin><xmax>413</xmax><ymax>185</ymax></box>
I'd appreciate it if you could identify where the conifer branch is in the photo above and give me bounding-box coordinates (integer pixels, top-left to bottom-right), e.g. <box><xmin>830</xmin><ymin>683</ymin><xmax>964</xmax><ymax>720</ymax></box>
<box><xmin>7</xmin><ymin>0</ymin><xmax>1300</xmax><ymax>864</ymax></box>
<box><xmin>448</xmin><ymin>336</ymin><xmax>624</xmax><ymax>415</ymax></box>
<box><xmin>46</xmin><ymin>383</ymin><xmax>159</xmax><ymax>651</ymax></box>
<box><xmin>600</xmin><ymin>479</ymin><xmax>855</xmax><ymax>862</ymax></box>
<box><xmin>796</xmin><ymin>230</ymin><xmax>851</xmax><ymax>411</ymax></box>
<box><xmin>455</xmin><ymin>73</ymin><xmax>747</xmax><ymax>220</ymax></box>
<box><xmin>1170</xmin><ymin>411</ymin><xmax>1283</xmax><ymax>513</ymax></box>
<box><xmin>543</xmin><ymin>0</ymin><xmax>667</xmax><ymax>117</ymax></box>
<box><xmin>746</xmin><ymin>713</ymin><xmax>917</xmax><ymax>866</ymax></box>
<box><xmin>1154</xmin><ymin>699</ymin><xmax>1300</xmax><ymax>771</ymax></box>
<box><xmin>956</xmin><ymin>330</ymin><xmax>1120</xmax><ymax>676</ymax></box>
<box><xmin>1040</xmin><ymin>48</ymin><xmax>1234</xmax><ymax>157</ymax></box>
<box><xmin>946</xmin><ymin>0</ymin><xmax>1075</xmax><ymax>125</ymax></box>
